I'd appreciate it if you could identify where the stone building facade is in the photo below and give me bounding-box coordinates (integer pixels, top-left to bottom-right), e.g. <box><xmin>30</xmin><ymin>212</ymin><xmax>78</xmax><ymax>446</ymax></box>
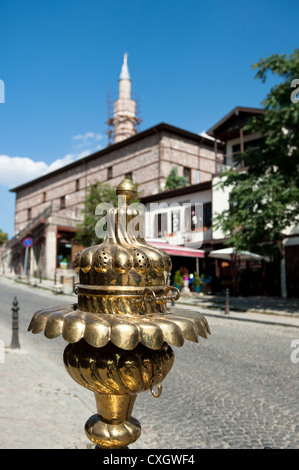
<box><xmin>7</xmin><ymin>121</ymin><xmax>223</xmax><ymax>279</ymax></box>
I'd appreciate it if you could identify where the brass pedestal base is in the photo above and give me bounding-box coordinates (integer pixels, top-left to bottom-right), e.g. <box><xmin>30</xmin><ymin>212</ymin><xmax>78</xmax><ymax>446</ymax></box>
<box><xmin>63</xmin><ymin>340</ymin><xmax>174</xmax><ymax>449</ymax></box>
<box><xmin>85</xmin><ymin>413</ymin><xmax>141</xmax><ymax>449</ymax></box>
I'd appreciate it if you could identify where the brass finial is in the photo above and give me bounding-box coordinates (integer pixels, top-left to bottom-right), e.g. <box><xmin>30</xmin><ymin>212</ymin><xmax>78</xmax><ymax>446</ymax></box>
<box><xmin>116</xmin><ymin>178</ymin><xmax>136</xmax><ymax>204</ymax></box>
<box><xmin>28</xmin><ymin>178</ymin><xmax>211</xmax><ymax>449</ymax></box>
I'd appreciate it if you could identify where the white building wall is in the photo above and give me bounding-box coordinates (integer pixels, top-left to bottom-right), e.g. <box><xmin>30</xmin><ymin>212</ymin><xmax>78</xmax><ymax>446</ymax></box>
<box><xmin>212</xmin><ymin>175</ymin><xmax>231</xmax><ymax>240</ymax></box>
<box><xmin>144</xmin><ymin>189</ymin><xmax>212</xmax><ymax>247</ymax></box>
<box><xmin>45</xmin><ymin>223</ymin><xmax>57</xmax><ymax>279</ymax></box>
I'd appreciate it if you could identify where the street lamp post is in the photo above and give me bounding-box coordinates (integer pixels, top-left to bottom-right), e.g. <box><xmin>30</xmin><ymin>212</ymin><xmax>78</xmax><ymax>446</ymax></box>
<box><xmin>28</xmin><ymin>179</ymin><xmax>211</xmax><ymax>449</ymax></box>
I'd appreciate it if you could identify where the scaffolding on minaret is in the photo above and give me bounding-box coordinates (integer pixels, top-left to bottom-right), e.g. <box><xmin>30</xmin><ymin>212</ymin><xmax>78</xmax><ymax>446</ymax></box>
<box><xmin>106</xmin><ymin>87</ymin><xmax>115</xmax><ymax>147</ymax></box>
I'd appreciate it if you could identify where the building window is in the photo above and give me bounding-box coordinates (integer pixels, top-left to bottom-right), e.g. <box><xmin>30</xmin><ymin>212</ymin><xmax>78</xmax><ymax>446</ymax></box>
<box><xmin>108</xmin><ymin>166</ymin><xmax>113</xmax><ymax>180</ymax></box>
<box><xmin>191</xmin><ymin>204</ymin><xmax>196</xmax><ymax>231</ymax></box>
<box><xmin>183</xmin><ymin>167</ymin><xmax>191</xmax><ymax>183</ymax></box>
<box><xmin>155</xmin><ymin>212</ymin><xmax>167</xmax><ymax>238</ymax></box>
<box><xmin>203</xmin><ymin>202</ymin><xmax>212</xmax><ymax>228</ymax></box>
<box><xmin>231</xmin><ymin>138</ymin><xmax>263</xmax><ymax>168</ymax></box>
<box><xmin>27</xmin><ymin>208</ymin><xmax>32</xmax><ymax>220</ymax></box>
<box><xmin>42</xmin><ymin>192</ymin><xmax>46</xmax><ymax>203</ymax></box>
<box><xmin>125</xmin><ymin>172</ymin><xmax>132</xmax><ymax>181</ymax></box>
<box><xmin>60</xmin><ymin>196</ymin><xmax>66</xmax><ymax>209</ymax></box>
<box><xmin>196</xmin><ymin>170</ymin><xmax>200</xmax><ymax>184</ymax></box>
<box><xmin>232</xmin><ymin>143</ymin><xmax>242</xmax><ymax>167</ymax></box>
<box><xmin>157</xmin><ymin>213</ymin><xmax>162</xmax><ymax>238</ymax></box>
<box><xmin>171</xmin><ymin>210</ymin><xmax>180</xmax><ymax>233</ymax></box>
<box><xmin>76</xmin><ymin>179</ymin><xmax>80</xmax><ymax>191</ymax></box>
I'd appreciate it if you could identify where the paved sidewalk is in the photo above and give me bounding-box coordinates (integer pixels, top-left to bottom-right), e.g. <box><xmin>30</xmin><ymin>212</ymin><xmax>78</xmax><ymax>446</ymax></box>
<box><xmin>11</xmin><ymin>274</ymin><xmax>77</xmax><ymax>296</ymax></box>
<box><xmin>0</xmin><ymin>323</ymin><xmax>93</xmax><ymax>449</ymax></box>
<box><xmin>178</xmin><ymin>292</ymin><xmax>299</xmax><ymax>316</ymax></box>
<box><xmin>175</xmin><ymin>291</ymin><xmax>299</xmax><ymax>329</ymax></box>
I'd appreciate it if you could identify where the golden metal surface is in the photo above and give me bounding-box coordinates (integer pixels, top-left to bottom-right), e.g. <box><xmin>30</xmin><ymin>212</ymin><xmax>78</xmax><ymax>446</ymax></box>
<box><xmin>27</xmin><ymin>178</ymin><xmax>211</xmax><ymax>449</ymax></box>
<box><xmin>64</xmin><ymin>340</ymin><xmax>174</xmax><ymax>448</ymax></box>
<box><xmin>73</xmin><ymin>179</ymin><xmax>172</xmax><ymax>313</ymax></box>
<box><xmin>28</xmin><ymin>304</ymin><xmax>210</xmax><ymax>349</ymax></box>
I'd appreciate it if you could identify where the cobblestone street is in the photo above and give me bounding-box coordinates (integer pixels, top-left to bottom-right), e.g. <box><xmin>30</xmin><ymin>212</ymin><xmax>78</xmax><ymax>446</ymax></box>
<box><xmin>0</xmin><ymin>277</ymin><xmax>298</xmax><ymax>449</ymax></box>
<box><xmin>132</xmin><ymin>318</ymin><xmax>299</xmax><ymax>449</ymax></box>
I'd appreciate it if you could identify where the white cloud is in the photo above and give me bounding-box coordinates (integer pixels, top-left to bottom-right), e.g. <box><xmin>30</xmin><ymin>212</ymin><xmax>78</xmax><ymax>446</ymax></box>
<box><xmin>0</xmin><ymin>155</ymin><xmax>48</xmax><ymax>187</ymax></box>
<box><xmin>0</xmin><ymin>149</ymin><xmax>95</xmax><ymax>189</ymax></box>
<box><xmin>73</xmin><ymin>132</ymin><xmax>103</xmax><ymax>145</ymax></box>
<box><xmin>45</xmin><ymin>150</ymin><xmax>91</xmax><ymax>174</ymax></box>
<box><xmin>0</xmin><ymin>131</ymin><xmax>105</xmax><ymax>189</ymax></box>
<box><xmin>73</xmin><ymin>132</ymin><xmax>95</xmax><ymax>141</ymax></box>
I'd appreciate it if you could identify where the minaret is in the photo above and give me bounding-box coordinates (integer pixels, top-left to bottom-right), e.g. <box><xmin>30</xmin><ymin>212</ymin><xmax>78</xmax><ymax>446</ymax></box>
<box><xmin>113</xmin><ymin>54</ymin><xmax>137</xmax><ymax>143</ymax></box>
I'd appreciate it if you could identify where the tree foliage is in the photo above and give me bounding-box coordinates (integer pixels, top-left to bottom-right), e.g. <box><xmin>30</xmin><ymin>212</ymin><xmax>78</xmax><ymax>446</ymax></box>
<box><xmin>73</xmin><ymin>180</ymin><xmax>140</xmax><ymax>247</ymax></box>
<box><xmin>0</xmin><ymin>229</ymin><xmax>8</xmax><ymax>245</ymax></box>
<box><xmin>164</xmin><ymin>166</ymin><xmax>188</xmax><ymax>190</ymax></box>
<box><xmin>214</xmin><ymin>49</ymin><xmax>299</xmax><ymax>258</ymax></box>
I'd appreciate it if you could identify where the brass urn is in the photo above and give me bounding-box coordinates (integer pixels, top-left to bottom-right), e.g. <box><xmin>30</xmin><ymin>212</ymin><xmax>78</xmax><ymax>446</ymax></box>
<box><xmin>28</xmin><ymin>179</ymin><xmax>210</xmax><ymax>449</ymax></box>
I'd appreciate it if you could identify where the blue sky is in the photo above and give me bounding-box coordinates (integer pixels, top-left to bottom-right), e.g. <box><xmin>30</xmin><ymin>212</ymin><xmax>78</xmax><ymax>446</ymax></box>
<box><xmin>0</xmin><ymin>0</ymin><xmax>298</xmax><ymax>238</ymax></box>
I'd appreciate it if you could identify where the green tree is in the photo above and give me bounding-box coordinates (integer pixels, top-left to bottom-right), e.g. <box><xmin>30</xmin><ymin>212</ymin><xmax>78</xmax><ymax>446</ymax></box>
<box><xmin>173</xmin><ymin>269</ymin><xmax>183</xmax><ymax>288</ymax></box>
<box><xmin>73</xmin><ymin>180</ymin><xmax>140</xmax><ymax>247</ymax></box>
<box><xmin>214</xmin><ymin>49</ymin><xmax>299</xmax><ymax>258</ymax></box>
<box><xmin>164</xmin><ymin>166</ymin><xmax>188</xmax><ymax>190</ymax></box>
<box><xmin>0</xmin><ymin>229</ymin><xmax>8</xmax><ymax>245</ymax></box>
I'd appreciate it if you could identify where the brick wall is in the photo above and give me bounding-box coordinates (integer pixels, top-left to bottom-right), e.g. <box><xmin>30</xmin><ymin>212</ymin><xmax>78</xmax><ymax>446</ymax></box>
<box><xmin>13</xmin><ymin>129</ymin><xmax>222</xmax><ymax>235</ymax></box>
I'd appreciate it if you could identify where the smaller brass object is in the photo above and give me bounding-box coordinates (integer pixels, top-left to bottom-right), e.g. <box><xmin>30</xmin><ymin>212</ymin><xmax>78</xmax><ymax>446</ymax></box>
<box><xmin>28</xmin><ymin>179</ymin><xmax>210</xmax><ymax>449</ymax></box>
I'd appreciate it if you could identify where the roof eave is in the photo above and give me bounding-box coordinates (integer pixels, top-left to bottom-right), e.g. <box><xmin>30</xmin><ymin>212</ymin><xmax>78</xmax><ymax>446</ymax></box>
<box><xmin>10</xmin><ymin>123</ymin><xmax>222</xmax><ymax>193</ymax></box>
<box><xmin>206</xmin><ymin>106</ymin><xmax>264</xmax><ymax>137</ymax></box>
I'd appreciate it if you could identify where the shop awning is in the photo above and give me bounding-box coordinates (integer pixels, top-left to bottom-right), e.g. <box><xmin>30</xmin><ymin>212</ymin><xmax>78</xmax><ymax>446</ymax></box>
<box><xmin>146</xmin><ymin>240</ymin><xmax>205</xmax><ymax>258</ymax></box>
<box><xmin>208</xmin><ymin>247</ymin><xmax>263</xmax><ymax>261</ymax></box>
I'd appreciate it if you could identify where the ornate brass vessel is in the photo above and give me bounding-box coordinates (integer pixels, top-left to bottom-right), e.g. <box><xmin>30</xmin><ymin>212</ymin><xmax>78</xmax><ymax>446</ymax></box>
<box><xmin>28</xmin><ymin>179</ymin><xmax>210</xmax><ymax>449</ymax></box>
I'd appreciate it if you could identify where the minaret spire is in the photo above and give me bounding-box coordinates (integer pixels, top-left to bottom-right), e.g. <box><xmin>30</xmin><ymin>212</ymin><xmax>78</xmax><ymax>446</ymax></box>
<box><xmin>113</xmin><ymin>53</ymin><xmax>137</xmax><ymax>143</ymax></box>
<box><xmin>119</xmin><ymin>53</ymin><xmax>130</xmax><ymax>81</ymax></box>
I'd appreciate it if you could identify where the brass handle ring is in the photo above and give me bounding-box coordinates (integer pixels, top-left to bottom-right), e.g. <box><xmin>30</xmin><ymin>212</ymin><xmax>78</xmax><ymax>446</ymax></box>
<box><xmin>135</xmin><ymin>286</ymin><xmax>180</xmax><ymax>311</ymax></box>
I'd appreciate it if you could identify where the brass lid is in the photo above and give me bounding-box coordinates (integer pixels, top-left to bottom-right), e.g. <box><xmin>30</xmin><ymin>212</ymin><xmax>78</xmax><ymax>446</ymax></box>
<box><xmin>74</xmin><ymin>179</ymin><xmax>173</xmax><ymax>314</ymax></box>
<box><xmin>28</xmin><ymin>179</ymin><xmax>211</xmax><ymax>350</ymax></box>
